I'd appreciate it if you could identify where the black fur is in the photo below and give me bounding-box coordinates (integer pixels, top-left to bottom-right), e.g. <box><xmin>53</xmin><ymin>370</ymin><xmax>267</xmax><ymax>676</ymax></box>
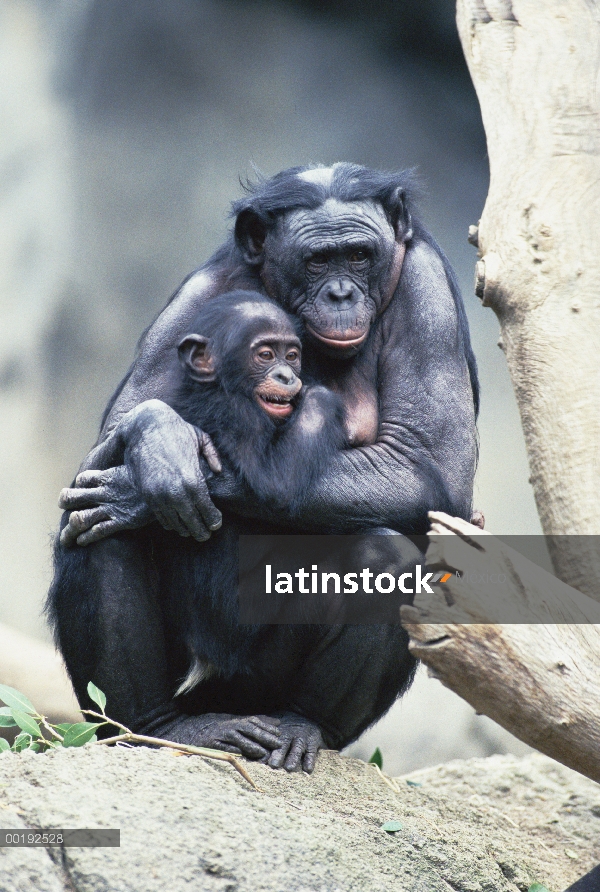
<box><xmin>232</xmin><ymin>163</ymin><xmax>479</xmax><ymax>415</ymax></box>
<box><xmin>160</xmin><ymin>292</ymin><xmax>348</xmax><ymax>683</ymax></box>
<box><xmin>49</xmin><ymin>163</ymin><xmax>476</xmax><ymax>768</ymax></box>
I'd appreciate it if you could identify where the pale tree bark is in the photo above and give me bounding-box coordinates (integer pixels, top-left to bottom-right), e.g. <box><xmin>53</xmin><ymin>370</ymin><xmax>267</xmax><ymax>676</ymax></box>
<box><xmin>402</xmin><ymin>2</ymin><xmax>600</xmax><ymax>785</ymax></box>
<box><xmin>402</xmin><ymin>513</ymin><xmax>600</xmax><ymax>783</ymax></box>
<box><xmin>456</xmin><ymin>0</ymin><xmax>600</xmax><ymax>595</ymax></box>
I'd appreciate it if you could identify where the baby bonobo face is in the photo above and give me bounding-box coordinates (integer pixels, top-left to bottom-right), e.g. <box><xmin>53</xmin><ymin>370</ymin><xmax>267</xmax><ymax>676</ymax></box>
<box><xmin>250</xmin><ymin>334</ymin><xmax>302</xmax><ymax>420</ymax></box>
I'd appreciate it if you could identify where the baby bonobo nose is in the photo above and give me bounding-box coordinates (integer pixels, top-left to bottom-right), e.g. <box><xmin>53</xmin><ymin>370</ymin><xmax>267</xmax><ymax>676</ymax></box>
<box><xmin>274</xmin><ymin>366</ymin><xmax>295</xmax><ymax>385</ymax></box>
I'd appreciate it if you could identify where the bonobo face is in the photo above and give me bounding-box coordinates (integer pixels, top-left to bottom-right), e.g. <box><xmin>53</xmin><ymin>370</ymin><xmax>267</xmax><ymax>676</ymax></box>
<box><xmin>247</xmin><ymin>326</ymin><xmax>302</xmax><ymax>420</ymax></box>
<box><xmin>178</xmin><ymin>298</ymin><xmax>303</xmax><ymax>421</ymax></box>
<box><xmin>262</xmin><ymin>199</ymin><xmax>400</xmax><ymax>357</ymax></box>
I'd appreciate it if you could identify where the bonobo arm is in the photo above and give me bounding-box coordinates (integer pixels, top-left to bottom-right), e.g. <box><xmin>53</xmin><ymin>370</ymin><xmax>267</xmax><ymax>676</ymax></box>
<box><xmin>62</xmin><ymin>240</ymin><xmax>476</xmax><ymax>540</ymax></box>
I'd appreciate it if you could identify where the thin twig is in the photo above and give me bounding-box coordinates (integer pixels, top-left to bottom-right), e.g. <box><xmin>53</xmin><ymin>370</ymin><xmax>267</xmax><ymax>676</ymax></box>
<box><xmin>36</xmin><ymin>715</ymin><xmax>64</xmax><ymax>743</ymax></box>
<box><xmin>537</xmin><ymin>838</ymin><xmax>557</xmax><ymax>859</ymax></box>
<box><xmin>82</xmin><ymin>710</ymin><xmax>259</xmax><ymax>790</ymax></box>
<box><xmin>372</xmin><ymin>763</ymin><xmax>401</xmax><ymax>794</ymax></box>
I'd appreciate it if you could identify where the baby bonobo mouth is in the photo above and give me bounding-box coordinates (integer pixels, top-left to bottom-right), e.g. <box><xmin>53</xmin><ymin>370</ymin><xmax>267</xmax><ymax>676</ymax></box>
<box><xmin>256</xmin><ymin>391</ymin><xmax>297</xmax><ymax>419</ymax></box>
<box><xmin>256</xmin><ymin>375</ymin><xmax>302</xmax><ymax>419</ymax></box>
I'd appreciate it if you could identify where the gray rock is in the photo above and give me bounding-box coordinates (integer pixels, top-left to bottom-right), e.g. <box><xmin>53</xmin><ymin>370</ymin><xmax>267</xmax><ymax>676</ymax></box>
<box><xmin>0</xmin><ymin>747</ymin><xmax>598</xmax><ymax>891</ymax></box>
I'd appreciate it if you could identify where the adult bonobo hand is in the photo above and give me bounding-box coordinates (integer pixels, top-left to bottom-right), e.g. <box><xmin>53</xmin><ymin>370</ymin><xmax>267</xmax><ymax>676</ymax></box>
<box><xmin>60</xmin><ymin>399</ymin><xmax>223</xmax><ymax>545</ymax></box>
<box><xmin>59</xmin><ymin>466</ymin><xmax>152</xmax><ymax>547</ymax></box>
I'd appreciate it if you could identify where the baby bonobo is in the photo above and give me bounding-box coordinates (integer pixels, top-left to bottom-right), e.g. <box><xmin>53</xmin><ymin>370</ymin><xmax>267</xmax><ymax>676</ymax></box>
<box><xmin>143</xmin><ymin>291</ymin><xmax>349</xmax><ymax>772</ymax></box>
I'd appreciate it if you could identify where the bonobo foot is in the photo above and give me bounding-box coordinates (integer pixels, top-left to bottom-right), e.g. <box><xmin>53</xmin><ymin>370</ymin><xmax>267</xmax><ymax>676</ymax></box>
<box><xmin>144</xmin><ymin>713</ymin><xmax>283</xmax><ymax>761</ymax></box>
<box><xmin>145</xmin><ymin>711</ymin><xmax>323</xmax><ymax>773</ymax></box>
<box><xmin>264</xmin><ymin>712</ymin><xmax>324</xmax><ymax>773</ymax></box>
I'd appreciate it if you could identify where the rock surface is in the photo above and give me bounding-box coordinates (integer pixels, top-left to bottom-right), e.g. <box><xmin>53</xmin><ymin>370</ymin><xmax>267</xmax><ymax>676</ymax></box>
<box><xmin>0</xmin><ymin>747</ymin><xmax>598</xmax><ymax>891</ymax></box>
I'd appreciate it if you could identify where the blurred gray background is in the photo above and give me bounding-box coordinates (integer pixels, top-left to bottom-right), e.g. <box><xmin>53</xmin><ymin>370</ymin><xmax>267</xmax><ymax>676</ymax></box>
<box><xmin>0</xmin><ymin>0</ymin><xmax>540</xmax><ymax>773</ymax></box>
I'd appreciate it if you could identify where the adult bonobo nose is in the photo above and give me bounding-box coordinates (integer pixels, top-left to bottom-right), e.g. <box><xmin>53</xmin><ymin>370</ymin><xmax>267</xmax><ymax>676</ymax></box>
<box><xmin>325</xmin><ymin>277</ymin><xmax>355</xmax><ymax>304</ymax></box>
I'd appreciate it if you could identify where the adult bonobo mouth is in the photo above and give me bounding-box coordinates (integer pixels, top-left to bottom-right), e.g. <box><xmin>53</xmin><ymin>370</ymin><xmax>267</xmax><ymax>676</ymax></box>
<box><xmin>305</xmin><ymin>324</ymin><xmax>369</xmax><ymax>353</ymax></box>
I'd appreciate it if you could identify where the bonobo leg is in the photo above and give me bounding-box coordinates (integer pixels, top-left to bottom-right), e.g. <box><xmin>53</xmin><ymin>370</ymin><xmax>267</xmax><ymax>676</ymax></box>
<box><xmin>284</xmin><ymin>530</ymin><xmax>420</xmax><ymax>751</ymax></box>
<box><xmin>286</xmin><ymin>624</ymin><xmax>416</xmax><ymax>753</ymax></box>
<box><xmin>47</xmin><ymin>530</ymin><xmax>282</xmax><ymax>760</ymax></box>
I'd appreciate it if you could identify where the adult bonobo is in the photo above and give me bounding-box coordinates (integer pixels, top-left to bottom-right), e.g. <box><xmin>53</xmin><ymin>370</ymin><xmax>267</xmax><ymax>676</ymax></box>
<box><xmin>53</xmin><ymin>163</ymin><xmax>479</xmax><ymax>769</ymax></box>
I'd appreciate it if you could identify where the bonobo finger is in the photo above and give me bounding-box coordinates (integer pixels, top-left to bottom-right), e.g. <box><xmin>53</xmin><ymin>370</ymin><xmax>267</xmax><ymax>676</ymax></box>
<box><xmin>152</xmin><ymin>506</ymin><xmax>191</xmax><ymax>538</ymax></box>
<box><xmin>214</xmin><ymin>743</ymin><xmax>243</xmax><ymax>756</ymax></box>
<box><xmin>174</xmin><ymin>501</ymin><xmax>212</xmax><ymax>542</ymax></box>
<box><xmin>284</xmin><ymin>739</ymin><xmax>306</xmax><ymax>772</ymax></box>
<box><xmin>193</xmin><ymin>482</ymin><xmax>222</xmax><ymax>533</ymax></box>
<box><xmin>60</xmin><ymin>508</ymin><xmax>108</xmax><ymax>546</ymax></box>
<box><xmin>72</xmin><ymin>508</ymin><xmax>107</xmax><ymax>532</ymax></box>
<box><xmin>243</xmin><ymin>727</ymin><xmax>282</xmax><ymax>751</ymax></box>
<box><xmin>60</xmin><ymin>522</ymin><xmax>80</xmax><ymax>548</ymax></box>
<box><xmin>249</xmin><ymin>716</ymin><xmax>282</xmax><ymax>733</ymax></box>
<box><xmin>302</xmin><ymin>747</ymin><xmax>318</xmax><ymax>774</ymax></box>
<box><xmin>267</xmin><ymin>745</ymin><xmax>290</xmax><ymax>770</ymax></box>
<box><xmin>235</xmin><ymin>717</ymin><xmax>282</xmax><ymax>750</ymax></box>
<box><xmin>76</xmin><ymin>519</ymin><xmax>122</xmax><ymax>547</ymax></box>
<box><xmin>59</xmin><ymin>486</ymin><xmax>106</xmax><ymax>510</ymax></box>
<box><xmin>197</xmin><ymin>430</ymin><xmax>222</xmax><ymax>475</ymax></box>
<box><xmin>75</xmin><ymin>470</ymin><xmax>107</xmax><ymax>488</ymax></box>
<box><xmin>226</xmin><ymin>733</ymin><xmax>269</xmax><ymax>760</ymax></box>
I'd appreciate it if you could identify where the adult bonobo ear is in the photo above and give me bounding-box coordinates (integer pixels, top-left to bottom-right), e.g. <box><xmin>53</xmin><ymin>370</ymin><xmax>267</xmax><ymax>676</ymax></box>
<box><xmin>234</xmin><ymin>209</ymin><xmax>269</xmax><ymax>266</ymax></box>
<box><xmin>177</xmin><ymin>334</ymin><xmax>217</xmax><ymax>382</ymax></box>
<box><xmin>388</xmin><ymin>187</ymin><xmax>413</xmax><ymax>243</ymax></box>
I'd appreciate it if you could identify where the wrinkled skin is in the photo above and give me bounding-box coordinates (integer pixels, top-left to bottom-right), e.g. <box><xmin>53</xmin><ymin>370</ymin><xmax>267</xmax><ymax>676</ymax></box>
<box><xmin>49</xmin><ymin>164</ymin><xmax>479</xmax><ymax>773</ymax></box>
<box><xmin>154</xmin><ymin>711</ymin><xmax>322</xmax><ymax>772</ymax></box>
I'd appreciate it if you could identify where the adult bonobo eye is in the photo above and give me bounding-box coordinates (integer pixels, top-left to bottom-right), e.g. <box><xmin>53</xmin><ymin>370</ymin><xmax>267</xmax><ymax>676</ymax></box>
<box><xmin>349</xmin><ymin>249</ymin><xmax>369</xmax><ymax>267</ymax></box>
<box><xmin>306</xmin><ymin>254</ymin><xmax>328</xmax><ymax>275</ymax></box>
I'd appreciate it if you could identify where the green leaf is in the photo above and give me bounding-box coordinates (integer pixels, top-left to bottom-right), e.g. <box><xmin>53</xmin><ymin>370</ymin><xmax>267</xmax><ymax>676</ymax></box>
<box><xmin>369</xmin><ymin>747</ymin><xmax>383</xmax><ymax>769</ymax></box>
<box><xmin>62</xmin><ymin>722</ymin><xmax>103</xmax><ymax>748</ymax></box>
<box><xmin>86</xmin><ymin>682</ymin><xmax>107</xmax><ymax>713</ymax></box>
<box><xmin>53</xmin><ymin>723</ymin><xmax>77</xmax><ymax>734</ymax></box>
<box><xmin>12</xmin><ymin>732</ymin><xmax>33</xmax><ymax>752</ymax></box>
<box><xmin>0</xmin><ymin>684</ymin><xmax>35</xmax><ymax>715</ymax></box>
<box><xmin>381</xmin><ymin>821</ymin><xmax>403</xmax><ymax>833</ymax></box>
<box><xmin>405</xmin><ymin>779</ymin><xmax>422</xmax><ymax>787</ymax></box>
<box><xmin>528</xmin><ymin>885</ymin><xmax>552</xmax><ymax>892</ymax></box>
<box><xmin>0</xmin><ymin>739</ymin><xmax>10</xmax><ymax>753</ymax></box>
<box><xmin>0</xmin><ymin>708</ymin><xmax>17</xmax><ymax>729</ymax></box>
<box><xmin>11</xmin><ymin>710</ymin><xmax>41</xmax><ymax>738</ymax></box>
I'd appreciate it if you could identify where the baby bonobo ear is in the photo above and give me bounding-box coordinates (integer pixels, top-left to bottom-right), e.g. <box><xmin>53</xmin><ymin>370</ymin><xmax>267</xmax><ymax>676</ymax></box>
<box><xmin>177</xmin><ymin>334</ymin><xmax>216</xmax><ymax>382</ymax></box>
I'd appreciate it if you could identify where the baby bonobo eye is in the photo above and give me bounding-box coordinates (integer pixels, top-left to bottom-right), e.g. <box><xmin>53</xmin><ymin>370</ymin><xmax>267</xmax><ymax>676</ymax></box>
<box><xmin>285</xmin><ymin>348</ymin><xmax>300</xmax><ymax>363</ymax></box>
<box><xmin>257</xmin><ymin>347</ymin><xmax>275</xmax><ymax>361</ymax></box>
